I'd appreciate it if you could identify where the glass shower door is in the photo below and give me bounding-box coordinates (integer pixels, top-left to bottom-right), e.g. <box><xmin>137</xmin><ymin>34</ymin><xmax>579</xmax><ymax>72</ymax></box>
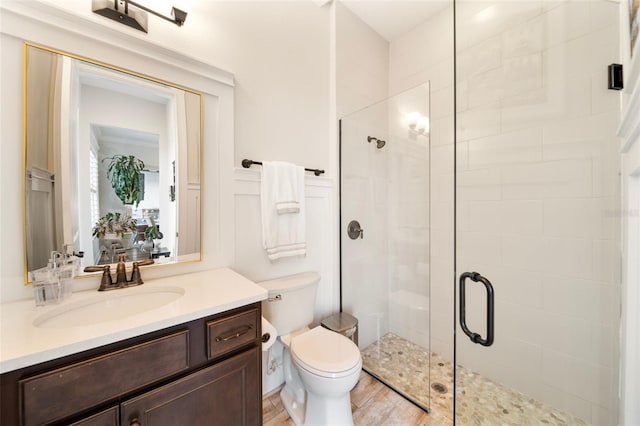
<box><xmin>340</xmin><ymin>83</ymin><xmax>431</xmax><ymax>410</ymax></box>
<box><xmin>454</xmin><ymin>1</ymin><xmax>621</xmax><ymax>424</ymax></box>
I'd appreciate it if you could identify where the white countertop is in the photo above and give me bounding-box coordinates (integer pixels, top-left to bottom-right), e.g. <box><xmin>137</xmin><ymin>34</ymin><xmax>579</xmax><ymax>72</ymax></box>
<box><xmin>0</xmin><ymin>268</ymin><xmax>267</xmax><ymax>373</ymax></box>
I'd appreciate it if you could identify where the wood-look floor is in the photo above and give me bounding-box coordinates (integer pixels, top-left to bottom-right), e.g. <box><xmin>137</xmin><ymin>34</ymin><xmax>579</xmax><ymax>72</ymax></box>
<box><xmin>262</xmin><ymin>372</ymin><xmax>452</xmax><ymax>426</ymax></box>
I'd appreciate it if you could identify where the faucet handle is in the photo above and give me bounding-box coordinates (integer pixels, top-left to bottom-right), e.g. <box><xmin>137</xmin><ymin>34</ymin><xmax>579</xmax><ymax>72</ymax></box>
<box><xmin>84</xmin><ymin>265</ymin><xmax>113</xmax><ymax>291</ymax></box>
<box><xmin>129</xmin><ymin>259</ymin><xmax>155</xmax><ymax>286</ymax></box>
<box><xmin>84</xmin><ymin>265</ymin><xmax>110</xmax><ymax>273</ymax></box>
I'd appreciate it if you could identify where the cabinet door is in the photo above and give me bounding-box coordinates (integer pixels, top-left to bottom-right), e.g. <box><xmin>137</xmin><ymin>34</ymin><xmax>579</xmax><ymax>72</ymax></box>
<box><xmin>69</xmin><ymin>406</ymin><xmax>118</xmax><ymax>426</ymax></box>
<box><xmin>121</xmin><ymin>347</ymin><xmax>260</xmax><ymax>426</ymax></box>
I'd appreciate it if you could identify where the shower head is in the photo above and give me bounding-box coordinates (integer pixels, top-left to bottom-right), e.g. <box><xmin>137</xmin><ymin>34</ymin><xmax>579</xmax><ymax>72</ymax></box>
<box><xmin>367</xmin><ymin>136</ymin><xmax>386</xmax><ymax>149</ymax></box>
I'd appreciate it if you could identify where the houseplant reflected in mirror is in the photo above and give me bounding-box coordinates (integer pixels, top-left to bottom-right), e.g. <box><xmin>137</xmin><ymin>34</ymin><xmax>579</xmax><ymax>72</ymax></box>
<box><xmin>142</xmin><ymin>222</ymin><xmax>163</xmax><ymax>252</ymax></box>
<box><xmin>92</xmin><ymin>212</ymin><xmax>138</xmax><ymax>263</ymax></box>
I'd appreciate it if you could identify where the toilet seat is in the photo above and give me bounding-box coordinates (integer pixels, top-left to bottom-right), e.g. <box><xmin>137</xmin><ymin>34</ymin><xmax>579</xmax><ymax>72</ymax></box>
<box><xmin>291</xmin><ymin>326</ymin><xmax>361</xmax><ymax>379</ymax></box>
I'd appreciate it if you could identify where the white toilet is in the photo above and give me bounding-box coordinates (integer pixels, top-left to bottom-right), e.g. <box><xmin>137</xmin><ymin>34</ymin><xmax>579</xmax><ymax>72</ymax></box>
<box><xmin>259</xmin><ymin>272</ymin><xmax>362</xmax><ymax>426</ymax></box>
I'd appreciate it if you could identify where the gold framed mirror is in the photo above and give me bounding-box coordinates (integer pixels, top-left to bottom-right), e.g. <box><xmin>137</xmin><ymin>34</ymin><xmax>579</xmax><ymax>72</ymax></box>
<box><xmin>23</xmin><ymin>43</ymin><xmax>202</xmax><ymax>283</ymax></box>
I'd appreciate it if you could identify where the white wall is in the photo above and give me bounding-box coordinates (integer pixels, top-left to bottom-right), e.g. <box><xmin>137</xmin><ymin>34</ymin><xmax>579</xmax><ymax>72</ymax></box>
<box><xmin>336</xmin><ymin>1</ymin><xmax>389</xmax><ymax>117</ymax></box>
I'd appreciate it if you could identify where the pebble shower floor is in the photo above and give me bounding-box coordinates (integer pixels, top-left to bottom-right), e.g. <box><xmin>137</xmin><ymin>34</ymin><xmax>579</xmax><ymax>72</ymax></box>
<box><xmin>361</xmin><ymin>333</ymin><xmax>589</xmax><ymax>425</ymax></box>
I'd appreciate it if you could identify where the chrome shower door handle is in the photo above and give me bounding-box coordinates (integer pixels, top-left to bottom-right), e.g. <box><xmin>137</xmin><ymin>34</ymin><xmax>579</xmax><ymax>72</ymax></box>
<box><xmin>459</xmin><ymin>271</ymin><xmax>495</xmax><ymax>347</ymax></box>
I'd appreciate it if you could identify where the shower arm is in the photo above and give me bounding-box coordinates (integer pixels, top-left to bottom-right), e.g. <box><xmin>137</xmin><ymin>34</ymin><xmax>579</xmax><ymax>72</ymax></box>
<box><xmin>367</xmin><ymin>136</ymin><xmax>386</xmax><ymax>149</ymax></box>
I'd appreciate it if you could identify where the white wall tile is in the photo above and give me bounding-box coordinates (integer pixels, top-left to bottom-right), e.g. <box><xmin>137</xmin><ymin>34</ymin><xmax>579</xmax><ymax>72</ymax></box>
<box><xmin>542</xmin><ymin>275</ymin><xmax>614</xmax><ymax>326</ymax></box>
<box><xmin>502</xmin><ymin>236</ymin><xmax>545</xmax><ymax>271</ymax></box>
<box><xmin>502</xmin><ymin>15</ymin><xmax>545</xmax><ymax>58</ymax></box>
<box><xmin>430</xmin><ymin>115</ymin><xmax>454</xmax><ymax>147</ymax></box>
<box><xmin>535</xmin><ymin>384</ymin><xmax>592</xmax><ymax>422</ymax></box>
<box><xmin>457</xmin><ymin>35</ymin><xmax>502</xmax><ymax>82</ymax></box>
<box><xmin>431</xmin><ymin>86</ymin><xmax>455</xmax><ymax>120</ymax></box>
<box><xmin>543</xmin><ymin>111</ymin><xmax>619</xmax><ymax>146</ymax></box>
<box><xmin>591</xmin><ymin>239</ymin><xmax>615</xmax><ymax>282</ymax></box>
<box><xmin>501</xmin><ymin>159</ymin><xmax>592</xmax><ymax>199</ymax></box>
<box><xmin>542</xmin><ymin>237</ymin><xmax>592</xmax><ymax>279</ymax></box>
<box><xmin>493</xmin><ymin>267</ymin><xmax>543</xmax><ymax>309</ymax></box>
<box><xmin>468</xmin><ymin>127</ymin><xmax>542</xmax><ymax>169</ymax></box>
<box><xmin>540</xmin><ymin>312</ymin><xmax>592</xmax><ymax>360</ymax></box>
<box><xmin>456</xmin><ymin>1</ymin><xmax>544</xmax><ymax>51</ymax></box>
<box><xmin>542</xmin><ymin>350</ymin><xmax>614</xmax><ymax>407</ymax></box>
<box><xmin>498</xmin><ymin>302</ymin><xmax>544</xmax><ymax>345</ymax></box>
<box><xmin>458</xmin><ymin>231</ymin><xmax>502</xmax><ymax>270</ymax></box>
<box><xmin>458</xmin><ymin>168</ymin><xmax>502</xmax><ymax>201</ymax></box>
<box><xmin>543</xmin><ymin>139</ymin><xmax>601</xmax><ymax>161</ymax></box>
<box><xmin>467</xmin><ymin>66</ymin><xmax>504</xmax><ymax>109</ymax></box>
<box><xmin>591</xmin><ymin>404</ymin><xmax>615</xmax><ymax>426</ymax></box>
<box><xmin>545</xmin><ymin>1</ymin><xmax>591</xmax><ymax>47</ymax></box>
<box><xmin>590</xmin><ymin>324</ymin><xmax>617</xmax><ymax>368</ymax></box>
<box><xmin>501</xmin><ymin>200</ymin><xmax>545</xmax><ymax>235</ymax></box>
<box><xmin>591</xmin><ymin>69</ymin><xmax>621</xmax><ymax>115</ymax></box>
<box><xmin>589</xmin><ymin>0</ymin><xmax>619</xmax><ymax>32</ymax></box>
<box><xmin>457</xmin><ymin>102</ymin><xmax>501</xmax><ymax>142</ymax></box>
<box><xmin>543</xmin><ymin>198</ymin><xmax>605</xmax><ymax>239</ymax></box>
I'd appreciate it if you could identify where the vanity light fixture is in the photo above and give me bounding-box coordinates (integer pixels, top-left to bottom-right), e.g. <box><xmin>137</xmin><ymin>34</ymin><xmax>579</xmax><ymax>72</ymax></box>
<box><xmin>93</xmin><ymin>0</ymin><xmax>187</xmax><ymax>33</ymax></box>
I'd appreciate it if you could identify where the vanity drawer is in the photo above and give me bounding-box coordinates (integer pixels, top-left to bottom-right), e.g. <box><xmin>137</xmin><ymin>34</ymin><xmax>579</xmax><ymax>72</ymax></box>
<box><xmin>20</xmin><ymin>330</ymin><xmax>189</xmax><ymax>426</ymax></box>
<box><xmin>207</xmin><ymin>308</ymin><xmax>259</xmax><ymax>359</ymax></box>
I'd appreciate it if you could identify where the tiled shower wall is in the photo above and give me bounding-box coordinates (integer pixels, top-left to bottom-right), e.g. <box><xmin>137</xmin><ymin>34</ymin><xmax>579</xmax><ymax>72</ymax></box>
<box><xmin>338</xmin><ymin>2</ymin><xmax>432</xmax><ymax>351</ymax></box>
<box><xmin>386</xmin><ymin>87</ymin><xmax>431</xmax><ymax>349</ymax></box>
<box><xmin>389</xmin><ymin>5</ymin><xmax>455</xmax><ymax>361</ymax></box>
<box><xmin>455</xmin><ymin>2</ymin><xmax>621</xmax><ymax>424</ymax></box>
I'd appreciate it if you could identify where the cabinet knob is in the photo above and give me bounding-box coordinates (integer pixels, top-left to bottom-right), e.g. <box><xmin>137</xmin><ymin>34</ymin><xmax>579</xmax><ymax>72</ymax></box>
<box><xmin>131</xmin><ymin>418</ymin><xmax>141</xmax><ymax>426</ymax></box>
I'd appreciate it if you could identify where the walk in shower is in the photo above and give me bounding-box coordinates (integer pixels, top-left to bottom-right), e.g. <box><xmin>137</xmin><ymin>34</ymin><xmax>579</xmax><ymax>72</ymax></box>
<box><xmin>338</xmin><ymin>0</ymin><xmax>621</xmax><ymax>424</ymax></box>
<box><xmin>340</xmin><ymin>83</ymin><xmax>433</xmax><ymax>411</ymax></box>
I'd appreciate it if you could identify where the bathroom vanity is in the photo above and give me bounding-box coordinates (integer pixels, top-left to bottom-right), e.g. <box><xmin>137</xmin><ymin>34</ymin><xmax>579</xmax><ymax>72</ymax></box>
<box><xmin>0</xmin><ymin>269</ymin><xmax>267</xmax><ymax>425</ymax></box>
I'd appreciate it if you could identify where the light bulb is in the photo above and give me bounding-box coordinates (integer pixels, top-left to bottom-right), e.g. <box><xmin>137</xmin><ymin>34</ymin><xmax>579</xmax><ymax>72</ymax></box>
<box><xmin>406</xmin><ymin>112</ymin><xmax>421</xmax><ymax>130</ymax></box>
<box><xmin>417</xmin><ymin>116</ymin><xmax>430</xmax><ymax>134</ymax></box>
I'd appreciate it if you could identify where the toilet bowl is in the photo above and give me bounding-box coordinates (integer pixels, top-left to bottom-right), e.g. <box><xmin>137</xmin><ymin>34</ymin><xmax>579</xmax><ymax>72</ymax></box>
<box><xmin>258</xmin><ymin>272</ymin><xmax>362</xmax><ymax>426</ymax></box>
<box><xmin>280</xmin><ymin>326</ymin><xmax>361</xmax><ymax>426</ymax></box>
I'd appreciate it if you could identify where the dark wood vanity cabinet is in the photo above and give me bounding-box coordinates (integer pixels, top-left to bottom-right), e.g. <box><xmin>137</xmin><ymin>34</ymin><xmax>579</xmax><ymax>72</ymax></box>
<box><xmin>0</xmin><ymin>303</ymin><xmax>262</xmax><ymax>426</ymax></box>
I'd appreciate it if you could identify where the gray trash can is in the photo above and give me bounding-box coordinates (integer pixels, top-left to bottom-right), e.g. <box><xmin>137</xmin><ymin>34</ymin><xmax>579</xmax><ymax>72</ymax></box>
<box><xmin>321</xmin><ymin>312</ymin><xmax>358</xmax><ymax>346</ymax></box>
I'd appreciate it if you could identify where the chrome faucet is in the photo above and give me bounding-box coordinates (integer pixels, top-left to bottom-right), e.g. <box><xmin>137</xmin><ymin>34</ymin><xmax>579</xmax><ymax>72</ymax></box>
<box><xmin>84</xmin><ymin>255</ymin><xmax>155</xmax><ymax>291</ymax></box>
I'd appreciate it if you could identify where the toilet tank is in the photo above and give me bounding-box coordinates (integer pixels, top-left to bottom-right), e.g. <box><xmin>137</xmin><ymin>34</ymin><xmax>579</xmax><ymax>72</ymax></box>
<box><xmin>258</xmin><ymin>271</ymin><xmax>320</xmax><ymax>336</ymax></box>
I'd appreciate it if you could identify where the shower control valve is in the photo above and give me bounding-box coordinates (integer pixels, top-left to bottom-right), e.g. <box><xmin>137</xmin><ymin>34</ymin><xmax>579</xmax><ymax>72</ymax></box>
<box><xmin>347</xmin><ymin>220</ymin><xmax>364</xmax><ymax>240</ymax></box>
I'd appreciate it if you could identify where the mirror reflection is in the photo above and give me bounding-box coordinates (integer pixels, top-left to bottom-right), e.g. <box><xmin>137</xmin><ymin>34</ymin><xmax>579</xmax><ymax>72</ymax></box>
<box><xmin>25</xmin><ymin>44</ymin><xmax>202</xmax><ymax>281</ymax></box>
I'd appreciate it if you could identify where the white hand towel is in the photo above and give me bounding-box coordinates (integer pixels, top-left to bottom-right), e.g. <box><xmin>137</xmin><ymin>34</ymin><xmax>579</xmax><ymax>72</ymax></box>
<box><xmin>261</xmin><ymin>161</ymin><xmax>306</xmax><ymax>261</ymax></box>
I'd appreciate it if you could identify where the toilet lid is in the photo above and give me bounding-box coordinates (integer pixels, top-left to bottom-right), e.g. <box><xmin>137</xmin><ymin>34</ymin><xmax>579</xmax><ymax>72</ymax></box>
<box><xmin>291</xmin><ymin>326</ymin><xmax>361</xmax><ymax>377</ymax></box>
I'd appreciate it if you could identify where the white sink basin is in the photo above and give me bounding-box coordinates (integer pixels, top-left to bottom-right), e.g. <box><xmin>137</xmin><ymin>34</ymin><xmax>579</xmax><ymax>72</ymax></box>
<box><xmin>33</xmin><ymin>286</ymin><xmax>186</xmax><ymax>328</ymax></box>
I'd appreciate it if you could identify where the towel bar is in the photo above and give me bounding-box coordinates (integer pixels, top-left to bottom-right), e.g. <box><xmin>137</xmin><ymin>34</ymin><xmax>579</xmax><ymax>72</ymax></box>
<box><xmin>241</xmin><ymin>159</ymin><xmax>325</xmax><ymax>176</ymax></box>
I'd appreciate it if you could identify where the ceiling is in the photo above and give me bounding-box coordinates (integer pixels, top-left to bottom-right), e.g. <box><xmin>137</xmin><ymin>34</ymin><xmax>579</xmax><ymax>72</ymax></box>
<box><xmin>340</xmin><ymin>0</ymin><xmax>450</xmax><ymax>42</ymax></box>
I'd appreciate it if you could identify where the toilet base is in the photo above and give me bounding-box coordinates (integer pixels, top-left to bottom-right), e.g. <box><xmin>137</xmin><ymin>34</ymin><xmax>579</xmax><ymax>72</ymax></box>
<box><xmin>304</xmin><ymin>390</ymin><xmax>354</xmax><ymax>426</ymax></box>
<box><xmin>280</xmin><ymin>383</ymin><xmax>306</xmax><ymax>426</ymax></box>
<box><xmin>280</xmin><ymin>384</ymin><xmax>355</xmax><ymax>426</ymax></box>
